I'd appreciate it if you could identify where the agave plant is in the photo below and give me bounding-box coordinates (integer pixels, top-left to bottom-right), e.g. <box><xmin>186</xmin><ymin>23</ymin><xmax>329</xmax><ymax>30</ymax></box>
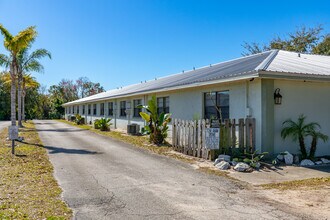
<box><xmin>138</xmin><ymin>95</ymin><xmax>171</xmax><ymax>145</ymax></box>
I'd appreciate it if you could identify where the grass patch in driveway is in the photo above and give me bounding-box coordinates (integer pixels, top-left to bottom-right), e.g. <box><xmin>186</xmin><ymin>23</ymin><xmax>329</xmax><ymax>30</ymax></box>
<box><xmin>0</xmin><ymin>121</ymin><xmax>72</xmax><ymax>220</ymax></box>
<box><xmin>260</xmin><ymin>177</ymin><xmax>330</xmax><ymax>190</ymax></box>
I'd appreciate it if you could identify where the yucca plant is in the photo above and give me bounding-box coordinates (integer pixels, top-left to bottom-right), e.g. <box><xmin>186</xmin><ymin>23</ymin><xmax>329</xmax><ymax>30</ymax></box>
<box><xmin>138</xmin><ymin>95</ymin><xmax>171</xmax><ymax>145</ymax></box>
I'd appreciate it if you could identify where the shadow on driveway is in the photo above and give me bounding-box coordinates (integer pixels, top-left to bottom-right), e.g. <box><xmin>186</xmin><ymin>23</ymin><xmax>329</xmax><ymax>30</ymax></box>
<box><xmin>19</xmin><ymin>141</ymin><xmax>101</xmax><ymax>155</ymax></box>
<box><xmin>44</xmin><ymin>145</ymin><xmax>101</xmax><ymax>155</ymax></box>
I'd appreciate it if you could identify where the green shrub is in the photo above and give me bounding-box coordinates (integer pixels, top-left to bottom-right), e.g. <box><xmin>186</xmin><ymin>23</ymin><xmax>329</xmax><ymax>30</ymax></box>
<box><xmin>94</xmin><ymin>118</ymin><xmax>112</xmax><ymax>131</ymax></box>
<box><xmin>94</xmin><ymin>119</ymin><xmax>100</xmax><ymax>129</ymax></box>
<box><xmin>138</xmin><ymin>95</ymin><xmax>171</xmax><ymax>145</ymax></box>
<box><xmin>74</xmin><ymin>114</ymin><xmax>85</xmax><ymax>125</ymax></box>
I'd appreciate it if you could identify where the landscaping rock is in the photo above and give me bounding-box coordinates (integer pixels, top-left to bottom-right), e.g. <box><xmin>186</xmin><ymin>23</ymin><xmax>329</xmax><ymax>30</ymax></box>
<box><xmin>276</xmin><ymin>154</ymin><xmax>284</xmax><ymax>161</ymax></box>
<box><xmin>231</xmin><ymin>161</ymin><xmax>238</xmax><ymax>166</ymax></box>
<box><xmin>217</xmin><ymin>154</ymin><xmax>231</xmax><ymax>162</ymax></box>
<box><xmin>284</xmin><ymin>151</ymin><xmax>293</xmax><ymax>165</ymax></box>
<box><xmin>315</xmin><ymin>161</ymin><xmax>322</xmax><ymax>165</ymax></box>
<box><xmin>293</xmin><ymin>155</ymin><xmax>300</xmax><ymax>164</ymax></box>
<box><xmin>321</xmin><ymin>158</ymin><xmax>330</xmax><ymax>164</ymax></box>
<box><xmin>215</xmin><ymin>161</ymin><xmax>230</xmax><ymax>170</ymax></box>
<box><xmin>300</xmin><ymin>159</ymin><xmax>315</xmax><ymax>166</ymax></box>
<box><xmin>214</xmin><ymin>158</ymin><xmax>222</xmax><ymax>165</ymax></box>
<box><xmin>234</xmin><ymin>162</ymin><xmax>250</xmax><ymax>172</ymax></box>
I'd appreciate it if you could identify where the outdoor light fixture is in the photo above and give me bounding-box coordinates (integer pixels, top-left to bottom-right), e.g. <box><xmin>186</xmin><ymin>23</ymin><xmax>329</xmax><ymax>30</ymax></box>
<box><xmin>274</xmin><ymin>88</ymin><xmax>282</xmax><ymax>105</ymax></box>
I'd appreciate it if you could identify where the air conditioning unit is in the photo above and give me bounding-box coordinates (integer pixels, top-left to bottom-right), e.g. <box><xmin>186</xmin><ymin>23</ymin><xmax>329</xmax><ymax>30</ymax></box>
<box><xmin>127</xmin><ymin>124</ymin><xmax>140</xmax><ymax>135</ymax></box>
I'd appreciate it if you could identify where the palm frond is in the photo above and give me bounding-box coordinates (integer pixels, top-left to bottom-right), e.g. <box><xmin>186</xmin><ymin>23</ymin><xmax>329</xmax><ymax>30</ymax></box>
<box><xmin>30</xmin><ymin>49</ymin><xmax>51</xmax><ymax>60</ymax></box>
<box><xmin>0</xmin><ymin>24</ymin><xmax>13</xmax><ymax>42</ymax></box>
<box><xmin>0</xmin><ymin>54</ymin><xmax>10</xmax><ymax>68</ymax></box>
<box><xmin>7</xmin><ymin>26</ymin><xmax>37</xmax><ymax>54</ymax></box>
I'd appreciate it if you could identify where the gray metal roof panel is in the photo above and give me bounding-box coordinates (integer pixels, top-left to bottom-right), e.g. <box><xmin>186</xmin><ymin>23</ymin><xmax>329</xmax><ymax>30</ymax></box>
<box><xmin>64</xmin><ymin>50</ymin><xmax>330</xmax><ymax>106</ymax></box>
<box><xmin>64</xmin><ymin>51</ymin><xmax>273</xmax><ymax>105</ymax></box>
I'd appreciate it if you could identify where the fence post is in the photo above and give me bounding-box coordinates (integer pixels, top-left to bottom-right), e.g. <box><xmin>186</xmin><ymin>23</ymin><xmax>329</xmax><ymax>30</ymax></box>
<box><xmin>238</xmin><ymin>118</ymin><xmax>244</xmax><ymax>152</ymax></box>
<box><xmin>231</xmin><ymin>119</ymin><xmax>236</xmax><ymax>148</ymax></box>
<box><xmin>197</xmin><ymin>119</ymin><xmax>202</xmax><ymax>158</ymax></box>
<box><xmin>172</xmin><ymin>119</ymin><xmax>176</xmax><ymax>149</ymax></box>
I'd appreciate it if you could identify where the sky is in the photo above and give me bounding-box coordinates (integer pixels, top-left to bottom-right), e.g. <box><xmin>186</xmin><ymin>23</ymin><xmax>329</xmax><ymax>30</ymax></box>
<box><xmin>0</xmin><ymin>0</ymin><xmax>329</xmax><ymax>91</ymax></box>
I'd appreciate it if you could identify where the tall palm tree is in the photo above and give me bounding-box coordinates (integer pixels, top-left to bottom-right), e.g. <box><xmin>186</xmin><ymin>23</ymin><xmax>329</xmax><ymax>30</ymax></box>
<box><xmin>22</xmin><ymin>74</ymin><xmax>40</xmax><ymax>121</ymax></box>
<box><xmin>17</xmin><ymin>47</ymin><xmax>51</xmax><ymax>126</ymax></box>
<box><xmin>0</xmin><ymin>24</ymin><xmax>37</xmax><ymax>127</ymax></box>
<box><xmin>281</xmin><ymin>115</ymin><xmax>320</xmax><ymax>159</ymax></box>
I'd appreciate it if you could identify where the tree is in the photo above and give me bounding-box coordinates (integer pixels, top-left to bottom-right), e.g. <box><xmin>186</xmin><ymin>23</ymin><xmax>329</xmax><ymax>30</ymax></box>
<box><xmin>76</xmin><ymin>77</ymin><xmax>105</xmax><ymax>98</ymax></box>
<box><xmin>308</xmin><ymin>130</ymin><xmax>328</xmax><ymax>159</ymax></box>
<box><xmin>312</xmin><ymin>35</ymin><xmax>330</xmax><ymax>55</ymax></box>
<box><xmin>0</xmin><ymin>24</ymin><xmax>37</xmax><ymax>128</ymax></box>
<box><xmin>281</xmin><ymin>115</ymin><xmax>322</xmax><ymax>159</ymax></box>
<box><xmin>22</xmin><ymin>74</ymin><xmax>40</xmax><ymax>121</ymax></box>
<box><xmin>0</xmin><ymin>72</ymin><xmax>11</xmax><ymax>120</ymax></box>
<box><xmin>242</xmin><ymin>25</ymin><xmax>327</xmax><ymax>56</ymax></box>
<box><xmin>17</xmin><ymin>47</ymin><xmax>51</xmax><ymax>126</ymax></box>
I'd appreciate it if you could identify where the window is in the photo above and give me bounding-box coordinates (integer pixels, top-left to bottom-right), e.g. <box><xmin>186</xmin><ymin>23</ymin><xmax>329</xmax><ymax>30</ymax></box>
<box><xmin>120</xmin><ymin>101</ymin><xmax>126</xmax><ymax>117</ymax></box>
<box><xmin>100</xmin><ymin>103</ymin><xmax>105</xmax><ymax>115</ymax></box>
<box><xmin>88</xmin><ymin>104</ymin><xmax>91</xmax><ymax>115</ymax></box>
<box><xmin>204</xmin><ymin>91</ymin><xmax>229</xmax><ymax>120</ymax></box>
<box><xmin>82</xmin><ymin>105</ymin><xmax>85</xmax><ymax>115</ymax></box>
<box><xmin>133</xmin><ymin>99</ymin><xmax>142</xmax><ymax>117</ymax></box>
<box><xmin>69</xmin><ymin>107</ymin><xmax>71</xmax><ymax>114</ymax></box>
<box><xmin>108</xmin><ymin>102</ymin><xmax>113</xmax><ymax>116</ymax></box>
<box><xmin>73</xmin><ymin>106</ymin><xmax>75</xmax><ymax>114</ymax></box>
<box><xmin>157</xmin><ymin>97</ymin><xmax>169</xmax><ymax>115</ymax></box>
<box><xmin>77</xmin><ymin>105</ymin><xmax>79</xmax><ymax>114</ymax></box>
<box><xmin>93</xmin><ymin>104</ymin><xmax>97</xmax><ymax>115</ymax></box>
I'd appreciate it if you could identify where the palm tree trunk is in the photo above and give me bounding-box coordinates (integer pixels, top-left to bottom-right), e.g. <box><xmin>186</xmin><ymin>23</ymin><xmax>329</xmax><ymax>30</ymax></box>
<box><xmin>10</xmin><ymin>63</ymin><xmax>16</xmax><ymax>126</ymax></box>
<box><xmin>22</xmin><ymin>92</ymin><xmax>26</xmax><ymax>121</ymax></box>
<box><xmin>309</xmin><ymin>137</ymin><xmax>317</xmax><ymax>159</ymax></box>
<box><xmin>17</xmin><ymin>73</ymin><xmax>22</xmax><ymax>127</ymax></box>
<box><xmin>299</xmin><ymin>136</ymin><xmax>307</xmax><ymax>159</ymax></box>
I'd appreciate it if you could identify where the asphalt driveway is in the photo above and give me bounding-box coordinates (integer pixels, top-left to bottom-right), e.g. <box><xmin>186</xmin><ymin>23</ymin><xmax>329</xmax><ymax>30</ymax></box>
<box><xmin>0</xmin><ymin>121</ymin><xmax>10</xmax><ymax>131</ymax></box>
<box><xmin>35</xmin><ymin>120</ymin><xmax>306</xmax><ymax>220</ymax></box>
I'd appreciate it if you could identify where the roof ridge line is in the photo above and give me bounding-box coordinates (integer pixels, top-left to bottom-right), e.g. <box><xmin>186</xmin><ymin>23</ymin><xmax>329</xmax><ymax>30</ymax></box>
<box><xmin>254</xmin><ymin>49</ymin><xmax>279</xmax><ymax>71</ymax></box>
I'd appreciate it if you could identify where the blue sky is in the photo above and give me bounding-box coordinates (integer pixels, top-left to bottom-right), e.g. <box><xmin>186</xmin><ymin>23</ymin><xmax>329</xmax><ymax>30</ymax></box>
<box><xmin>0</xmin><ymin>0</ymin><xmax>329</xmax><ymax>90</ymax></box>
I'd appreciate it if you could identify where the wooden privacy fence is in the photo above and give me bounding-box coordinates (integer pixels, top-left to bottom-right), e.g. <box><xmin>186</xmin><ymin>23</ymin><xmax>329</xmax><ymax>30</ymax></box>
<box><xmin>171</xmin><ymin>118</ymin><xmax>256</xmax><ymax>160</ymax></box>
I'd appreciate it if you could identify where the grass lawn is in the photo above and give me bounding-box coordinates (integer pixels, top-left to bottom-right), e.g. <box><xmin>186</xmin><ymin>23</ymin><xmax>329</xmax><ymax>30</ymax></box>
<box><xmin>0</xmin><ymin>121</ymin><xmax>72</xmax><ymax>220</ymax></box>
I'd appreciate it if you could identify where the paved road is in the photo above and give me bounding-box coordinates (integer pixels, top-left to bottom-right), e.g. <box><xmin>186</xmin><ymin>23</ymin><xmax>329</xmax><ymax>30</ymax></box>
<box><xmin>0</xmin><ymin>121</ymin><xmax>10</xmax><ymax>131</ymax></box>
<box><xmin>35</xmin><ymin>120</ymin><xmax>305</xmax><ymax>220</ymax></box>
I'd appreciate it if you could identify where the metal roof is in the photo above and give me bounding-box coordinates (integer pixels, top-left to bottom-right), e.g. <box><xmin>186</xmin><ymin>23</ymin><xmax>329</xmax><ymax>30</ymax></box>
<box><xmin>63</xmin><ymin>50</ymin><xmax>330</xmax><ymax>106</ymax></box>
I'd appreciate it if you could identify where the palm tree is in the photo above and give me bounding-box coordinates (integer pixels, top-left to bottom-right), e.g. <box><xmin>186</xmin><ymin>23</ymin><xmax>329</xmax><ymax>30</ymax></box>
<box><xmin>0</xmin><ymin>24</ymin><xmax>37</xmax><ymax>127</ymax></box>
<box><xmin>22</xmin><ymin>74</ymin><xmax>40</xmax><ymax>121</ymax></box>
<box><xmin>17</xmin><ymin>47</ymin><xmax>51</xmax><ymax>126</ymax></box>
<box><xmin>281</xmin><ymin>115</ymin><xmax>320</xmax><ymax>159</ymax></box>
<box><xmin>308</xmin><ymin>130</ymin><xmax>328</xmax><ymax>159</ymax></box>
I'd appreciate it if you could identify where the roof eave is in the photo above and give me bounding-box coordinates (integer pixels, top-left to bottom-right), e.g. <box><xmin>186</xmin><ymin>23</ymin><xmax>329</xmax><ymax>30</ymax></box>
<box><xmin>258</xmin><ymin>70</ymin><xmax>330</xmax><ymax>81</ymax></box>
<box><xmin>62</xmin><ymin>72</ymin><xmax>260</xmax><ymax>106</ymax></box>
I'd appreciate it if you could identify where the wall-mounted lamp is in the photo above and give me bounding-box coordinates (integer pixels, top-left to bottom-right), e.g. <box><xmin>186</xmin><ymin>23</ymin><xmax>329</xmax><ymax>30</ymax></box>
<box><xmin>274</xmin><ymin>88</ymin><xmax>282</xmax><ymax>105</ymax></box>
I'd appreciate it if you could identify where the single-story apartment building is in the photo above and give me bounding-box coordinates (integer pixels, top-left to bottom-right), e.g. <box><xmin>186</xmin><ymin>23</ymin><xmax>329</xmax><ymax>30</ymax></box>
<box><xmin>63</xmin><ymin>50</ymin><xmax>330</xmax><ymax>156</ymax></box>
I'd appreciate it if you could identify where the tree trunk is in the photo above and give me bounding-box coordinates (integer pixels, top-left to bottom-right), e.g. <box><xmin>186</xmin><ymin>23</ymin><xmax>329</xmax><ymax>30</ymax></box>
<box><xmin>298</xmin><ymin>136</ymin><xmax>307</xmax><ymax>159</ymax></box>
<box><xmin>22</xmin><ymin>92</ymin><xmax>26</xmax><ymax>121</ymax></box>
<box><xmin>309</xmin><ymin>137</ymin><xmax>317</xmax><ymax>159</ymax></box>
<box><xmin>10</xmin><ymin>62</ymin><xmax>16</xmax><ymax>126</ymax></box>
<box><xmin>17</xmin><ymin>72</ymin><xmax>22</xmax><ymax>127</ymax></box>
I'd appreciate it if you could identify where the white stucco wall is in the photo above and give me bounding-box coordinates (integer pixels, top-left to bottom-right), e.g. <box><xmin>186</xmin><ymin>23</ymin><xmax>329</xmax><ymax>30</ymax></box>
<box><xmin>274</xmin><ymin>80</ymin><xmax>330</xmax><ymax>156</ymax></box>
<box><xmin>64</xmin><ymin>79</ymin><xmax>264</xmax><ymax>148</ymax></box>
